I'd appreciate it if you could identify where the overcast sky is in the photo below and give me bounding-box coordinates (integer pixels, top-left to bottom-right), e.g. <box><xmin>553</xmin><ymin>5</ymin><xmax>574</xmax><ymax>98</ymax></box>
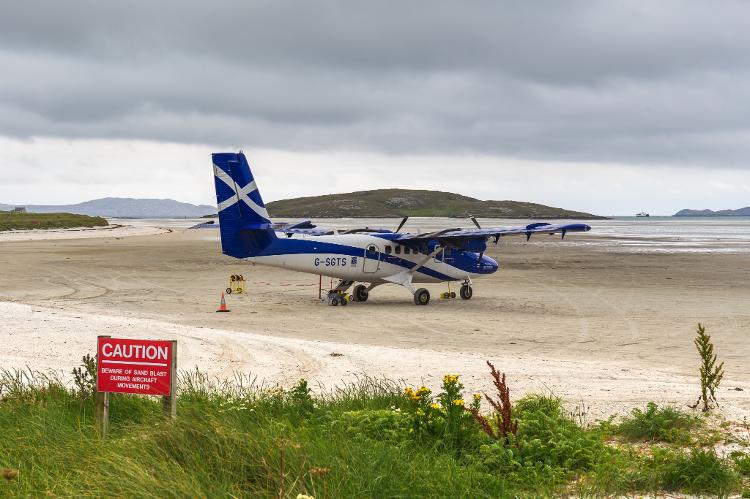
<box><xmin>1</xmin><ymin>1</ymin><xmax>749</xmax><ymax>215</ymax></box>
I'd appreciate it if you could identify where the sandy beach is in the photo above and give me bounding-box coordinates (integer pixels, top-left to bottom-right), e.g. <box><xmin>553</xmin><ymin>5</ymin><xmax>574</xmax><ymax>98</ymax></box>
<box><xmin>1</xmin><ymin>220</ymin><xmax>749</xmax><ymax>420</ymax></box>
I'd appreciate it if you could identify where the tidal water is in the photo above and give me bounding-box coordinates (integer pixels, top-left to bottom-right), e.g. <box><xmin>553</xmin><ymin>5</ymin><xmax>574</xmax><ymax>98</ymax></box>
<box><xmin>119</xmin><ymin>216</ymin><xmax>750</xmax><ymax>254</ymax></box>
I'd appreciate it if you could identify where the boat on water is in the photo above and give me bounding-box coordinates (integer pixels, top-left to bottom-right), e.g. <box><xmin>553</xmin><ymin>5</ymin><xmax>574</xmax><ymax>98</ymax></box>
<box><xmin>636</xmin><ymin>211</ymin><xmax>650</xmax><ymax>217</ymax></box>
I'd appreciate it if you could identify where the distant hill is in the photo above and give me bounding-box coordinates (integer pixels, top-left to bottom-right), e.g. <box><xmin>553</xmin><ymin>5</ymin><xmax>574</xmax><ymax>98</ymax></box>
<box><xmin>266</xmin><ymin>189</ymin><xmax>605</xmax><ymax>219</ymax></box>
<box><xmin>674</xmin><ymin>207</ymin><xmax>750</xmax><ymax>217</ymax></box>
<box><xmin>0</xmin><ymin>198</ymin><xmax>216</xmax><ymax>219</ymax></box>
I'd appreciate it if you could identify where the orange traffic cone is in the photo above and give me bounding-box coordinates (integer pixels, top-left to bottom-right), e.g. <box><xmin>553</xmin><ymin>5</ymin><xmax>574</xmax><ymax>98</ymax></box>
<box><xmin>216</xmin><ymin>292</ymin><xmax>230</xmax><ymax>313</ymax></box>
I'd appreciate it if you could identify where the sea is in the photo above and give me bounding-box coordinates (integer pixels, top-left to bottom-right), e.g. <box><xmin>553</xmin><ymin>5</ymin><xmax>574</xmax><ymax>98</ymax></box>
<box><xmin>117</xmin><ymin>216</ymin><xmax>750</xmax><ymax>254</ymax></box>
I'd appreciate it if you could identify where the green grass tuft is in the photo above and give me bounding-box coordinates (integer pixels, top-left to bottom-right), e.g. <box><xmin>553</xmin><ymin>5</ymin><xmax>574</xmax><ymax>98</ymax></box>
<box><xmin>659</xmin><ymin>448</ymin><xmax>739</xmax><ymax>495</ymax></box>
<box><xmin>613</xmin><ymin>402</ymin><xmax>700</xmax><ymax>444</ymax></box>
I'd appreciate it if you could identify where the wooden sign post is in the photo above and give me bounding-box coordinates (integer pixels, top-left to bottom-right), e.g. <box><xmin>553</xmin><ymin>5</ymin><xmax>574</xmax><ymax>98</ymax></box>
<box><xmin>96</xmin><ymin>336</ymin><xmax>177</xmax><ymax>438</ymax></box>
<box><xmin>95</xmin><ymin>335</ymin><xmax>111</xmax><ymax>438</ymax></box>
<box><xmin>161</xmin><ymin>340</ymin><xmax>177</xmax><ymax>419</ymax></box>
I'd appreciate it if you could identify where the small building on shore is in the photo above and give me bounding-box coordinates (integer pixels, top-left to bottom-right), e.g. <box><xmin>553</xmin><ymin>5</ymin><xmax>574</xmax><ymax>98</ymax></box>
<box><xmin>13</xmin><ymin>207</ymin><xmax>27</xmax><ymax>213</ymax></box>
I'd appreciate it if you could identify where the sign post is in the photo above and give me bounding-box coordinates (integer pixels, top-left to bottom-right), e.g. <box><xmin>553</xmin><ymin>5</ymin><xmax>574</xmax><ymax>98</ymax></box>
<box><xmin>96</xmin><ymin>336</ymin><xmax>177</xmax><ymax>437</ymax></box>
<box><xmin>161</xmin><ymin>340</ymin><xmax>177</xmax><ymax>419</ymax></box>
<box><xmin>95</xmin><ymin>336</ymin><xmax>111</xmax><ymax>438</ymax></box>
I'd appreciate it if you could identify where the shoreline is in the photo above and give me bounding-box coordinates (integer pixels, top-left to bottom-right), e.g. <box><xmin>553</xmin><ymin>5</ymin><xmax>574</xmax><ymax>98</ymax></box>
<box><xmin>0</xmin><ymin>224</ymin><xmax>169</xmax><ymax>242</ymax></box>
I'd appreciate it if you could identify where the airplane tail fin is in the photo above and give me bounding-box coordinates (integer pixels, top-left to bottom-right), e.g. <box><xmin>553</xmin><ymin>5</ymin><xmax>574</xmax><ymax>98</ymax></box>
<box><xmin>212</xmin><ymin>152</ymin><xmax>276</xmax><ymax>258</ymax></box>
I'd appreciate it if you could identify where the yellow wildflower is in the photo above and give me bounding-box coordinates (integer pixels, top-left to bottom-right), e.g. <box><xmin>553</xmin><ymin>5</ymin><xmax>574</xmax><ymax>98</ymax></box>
<box><xmin>416</xmin><ymin>408</ymin><xmax>424</xmax><ymax>416</ymax></box>
<box><xmin>473</xmin><ymin>393</ymin><xmax>482</xmax><ymax>402</ymax></box>
<box><xmin>404</xmin><ymin>387</ymin><xmax>414</xmax><ymax>397</ymax></box>
<box><xmin>452</xmin><ymin>399</ymin><xmax>465</xmax><ymax>407</ymax></box>
<box><xmin>430</xmin><ymin>403</ymin><xmax>441</xmax><ymax>410</ymax></box>
<box><xmin>443</xmin><ymin>374</ymin><xmax>459</xmax><ymax>384</ymax></box>
<box><xmin>416</xmin><ymin>386</ymin><xmax>431</xmax><ymax>396</ymax></box>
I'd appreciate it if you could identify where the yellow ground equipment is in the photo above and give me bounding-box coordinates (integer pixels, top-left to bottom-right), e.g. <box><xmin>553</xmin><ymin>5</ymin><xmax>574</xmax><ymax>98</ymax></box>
<box><xmin>226</xmin><ymin>274</ymin><xmax>245</xmax><ymax>294</ymax></box>
<box><xmin>440</xmin><ymin>283</ymin><xmax>457</xmax><ymax>300</ymax></box>
<box><xmin>326</xmin><ymin>290</ymin><xmax>353</xmax><ymax>306</ymax></box>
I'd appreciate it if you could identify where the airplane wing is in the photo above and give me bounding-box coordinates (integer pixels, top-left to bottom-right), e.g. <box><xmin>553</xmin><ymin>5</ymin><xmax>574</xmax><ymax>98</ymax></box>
<box><xmin>271</xmin><ymin>220</ymin><xmax>333</xmax><ymax>236</ymax></box>
<box><xmin>280</xmin><ymin>227</ymin><xmax>334</xmax><ymax>236</ymax></box>
<box><xmin>394</xmin><ymin>222</ymin><xmax>591</xmax><ymax>246</ymax></box>
<box><xmin>275</xmin><ymin>222</ymin><xmax>396</xmax><ymax>237</ymax></box>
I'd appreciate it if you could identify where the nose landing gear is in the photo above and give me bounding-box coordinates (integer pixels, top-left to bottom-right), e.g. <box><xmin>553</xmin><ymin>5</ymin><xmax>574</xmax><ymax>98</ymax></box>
<box><xmin>460</xmin><ymin>283</ymin><xmax>473</xmax><ymax>300</ymax></box>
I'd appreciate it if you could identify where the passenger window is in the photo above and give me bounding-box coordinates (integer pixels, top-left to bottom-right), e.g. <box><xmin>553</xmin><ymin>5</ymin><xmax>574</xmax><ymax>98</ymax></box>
<box><xmin>367</xmin><ymin>245</ymin><xmax>377</xmax><ymax>254</ymax></box>
<box><xmin>395</xmin><ymin>246</ymin><xmax>401</xmax><ymax>255</ymax></box>
<box><xmin>403</xmin><ymin>247</ymin><xmax>410</xmax><ymax>254</ymax></box>
<box><xmin>385</xmin><ymin>245</ymin><xmax>392</xmax><ymax>254</ymax></box>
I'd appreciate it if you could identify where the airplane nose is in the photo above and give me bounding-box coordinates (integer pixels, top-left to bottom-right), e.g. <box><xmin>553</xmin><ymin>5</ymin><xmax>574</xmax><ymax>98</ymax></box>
<box><xmin>482</xmin><ymin>255</ymin><xmax>499</xmax><ymax>273</ymax></box>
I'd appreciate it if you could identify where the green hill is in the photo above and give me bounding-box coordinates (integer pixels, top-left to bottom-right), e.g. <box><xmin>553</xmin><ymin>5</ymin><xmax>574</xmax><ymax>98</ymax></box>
<box><xmin>266</xmin><ymin>189</ymin><xmax>605</xmax><ymax>219</ymax></box>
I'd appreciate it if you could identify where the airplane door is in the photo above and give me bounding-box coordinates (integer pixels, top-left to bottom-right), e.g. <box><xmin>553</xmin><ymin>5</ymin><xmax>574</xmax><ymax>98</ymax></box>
<box><xmin>363</xmin><ymin>244</ymin><xmax>380</xmax><ymax>273</ymax></box>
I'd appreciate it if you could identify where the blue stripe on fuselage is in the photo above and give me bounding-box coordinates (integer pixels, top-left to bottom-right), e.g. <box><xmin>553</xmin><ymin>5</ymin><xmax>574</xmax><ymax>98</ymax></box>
<box><xmin>256</xmin><ymin>236</ymin><xmax>458</xmax><ymax>281</ymax></box>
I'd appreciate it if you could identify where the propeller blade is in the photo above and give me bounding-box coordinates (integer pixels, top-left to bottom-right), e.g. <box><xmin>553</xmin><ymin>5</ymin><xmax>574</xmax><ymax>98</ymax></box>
<box><xmin>395</xmin><ymin>216</ymin><xmax>409</xmax><ymax>232</ymax></box>
<box><xmin>470</xmin><ymin>215</ymin><xmax>482</xmax><ymax>229</ymax></box>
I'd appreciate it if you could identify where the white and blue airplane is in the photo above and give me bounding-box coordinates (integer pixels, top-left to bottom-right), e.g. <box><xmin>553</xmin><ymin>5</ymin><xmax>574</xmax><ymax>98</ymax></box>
<box><xmin>212</xmin><ymin>152</ymin><xmax>591</xmax><ymax>306</ymax></box>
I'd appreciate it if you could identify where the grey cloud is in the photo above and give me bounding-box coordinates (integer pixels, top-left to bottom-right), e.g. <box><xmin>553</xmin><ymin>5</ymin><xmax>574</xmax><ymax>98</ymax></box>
<box><xmin>1</xmin><ymin>0</ymin><xmax>750</xmax><ymax>168</ymax></box>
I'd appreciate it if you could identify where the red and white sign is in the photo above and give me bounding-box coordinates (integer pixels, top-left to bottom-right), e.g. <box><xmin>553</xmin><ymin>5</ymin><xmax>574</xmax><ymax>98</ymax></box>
<box><xmin>97</xmin><ymin>337</ymin><xmax>173</xmax><ymax>396</ymax></box>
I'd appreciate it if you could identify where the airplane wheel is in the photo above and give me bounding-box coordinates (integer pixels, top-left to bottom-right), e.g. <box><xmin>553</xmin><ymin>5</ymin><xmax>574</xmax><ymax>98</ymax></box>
<box><xmin>414</xmin><ymin>288</ymin><xmax>430</xmax><ymax>306</ymax></box>
<box><xmin>340</xmin><ymin>296</ymin><xmax>348</xmax><ymax>306</ymax></box>
<box><xmin>330</xmin><ymin>295</ymin><xmax>340</xmax><ymax>306</ymax></box>
<box><xmin>460</xmin><ymin>285</ymin><xmax>473</xmax><ymax>300</ymax></box>
<box><xmin>226</xmin><ymin>288</ymin><xmax>232</xmax><ymax>294</ymax></box>
<box><xmin>450</xmin><ymin>292</ymin><xmax>457</xmax><ymax>299</ymax></box>
<box><xmin>354</xmin><ymin>284</ymin><xmax>369</xmax><ymax>302</ymax></box>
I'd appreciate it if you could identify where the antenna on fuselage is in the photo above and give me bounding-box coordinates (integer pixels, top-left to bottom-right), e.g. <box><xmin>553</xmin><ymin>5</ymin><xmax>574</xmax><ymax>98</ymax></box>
<box><xmin>469</xmin><ymin>215</ymin><xmax>481</xmax><ymax>229</ymax></box>
<box><xmin>395</xmin><ymin>216</ymin><xmax>409</xmax><ymax>232</ymax></box>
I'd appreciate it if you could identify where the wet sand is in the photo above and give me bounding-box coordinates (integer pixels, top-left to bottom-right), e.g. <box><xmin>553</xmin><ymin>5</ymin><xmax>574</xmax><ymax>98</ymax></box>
<box><xmin>1</xmin><ymin>225</ymin><xmax>748</xmax><ymax>419</ymax></box>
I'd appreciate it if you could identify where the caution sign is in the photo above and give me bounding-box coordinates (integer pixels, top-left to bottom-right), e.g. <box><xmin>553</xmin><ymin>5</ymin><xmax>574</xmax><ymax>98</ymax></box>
<box><xmin>96</xmin><ymin>337</ymin><xmax>174</xmax><ymax>396</ymax></box>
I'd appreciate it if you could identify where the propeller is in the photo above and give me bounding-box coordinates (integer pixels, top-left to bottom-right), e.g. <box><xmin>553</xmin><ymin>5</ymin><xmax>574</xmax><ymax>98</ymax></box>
<box><xmin>395</xmin><ymin>216</ymin><xmax>409</xmax><ymax>232</ymax></box>
<box><xmin>469</xmin><ymin>215</ymin><xmax>481</xmax><ymax>229</ymax></box>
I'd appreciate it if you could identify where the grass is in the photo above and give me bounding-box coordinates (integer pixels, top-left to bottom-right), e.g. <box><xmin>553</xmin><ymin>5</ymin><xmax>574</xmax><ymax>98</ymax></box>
<box><xmin>0</xmin><ymin>212</ymin><xmax>108</xmax><ymax>231</ymax></box>
<box><xmin>611</xmin><ymin>401</ymin><xmax>701</xmax><ymax>444</ymax></box>
<box><xmin>0</xmin><ymin>366</ymin><xmax>746</xmax><ymax>498</ymax></box>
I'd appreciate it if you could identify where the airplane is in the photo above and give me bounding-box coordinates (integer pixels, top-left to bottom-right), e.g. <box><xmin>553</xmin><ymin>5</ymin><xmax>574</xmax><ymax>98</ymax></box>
<box><xmin>212</xmin><ymin>152</ymin><xmax>591</xmax><ymax>306</ymax></box>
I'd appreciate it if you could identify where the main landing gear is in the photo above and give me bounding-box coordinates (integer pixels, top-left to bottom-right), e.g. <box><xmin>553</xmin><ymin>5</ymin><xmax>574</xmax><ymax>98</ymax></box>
<box><xmin>413</xmin><ymin>288</ymin><xmax>430</xmax><ymax>306</ymax></box>
<box><xmin>326</xmin><ymin>281</ymin><xmax>379</xmax><ymax>306</ymax></box>
<box><xmin>324</xmin><ymin>279</ymin><xmax>472</xmax><ymax>306</ymax></box>
<box><xmin>353</xmin><ymin>284</ymin><xmax>369</xmax><ymax>302</ymax></box>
